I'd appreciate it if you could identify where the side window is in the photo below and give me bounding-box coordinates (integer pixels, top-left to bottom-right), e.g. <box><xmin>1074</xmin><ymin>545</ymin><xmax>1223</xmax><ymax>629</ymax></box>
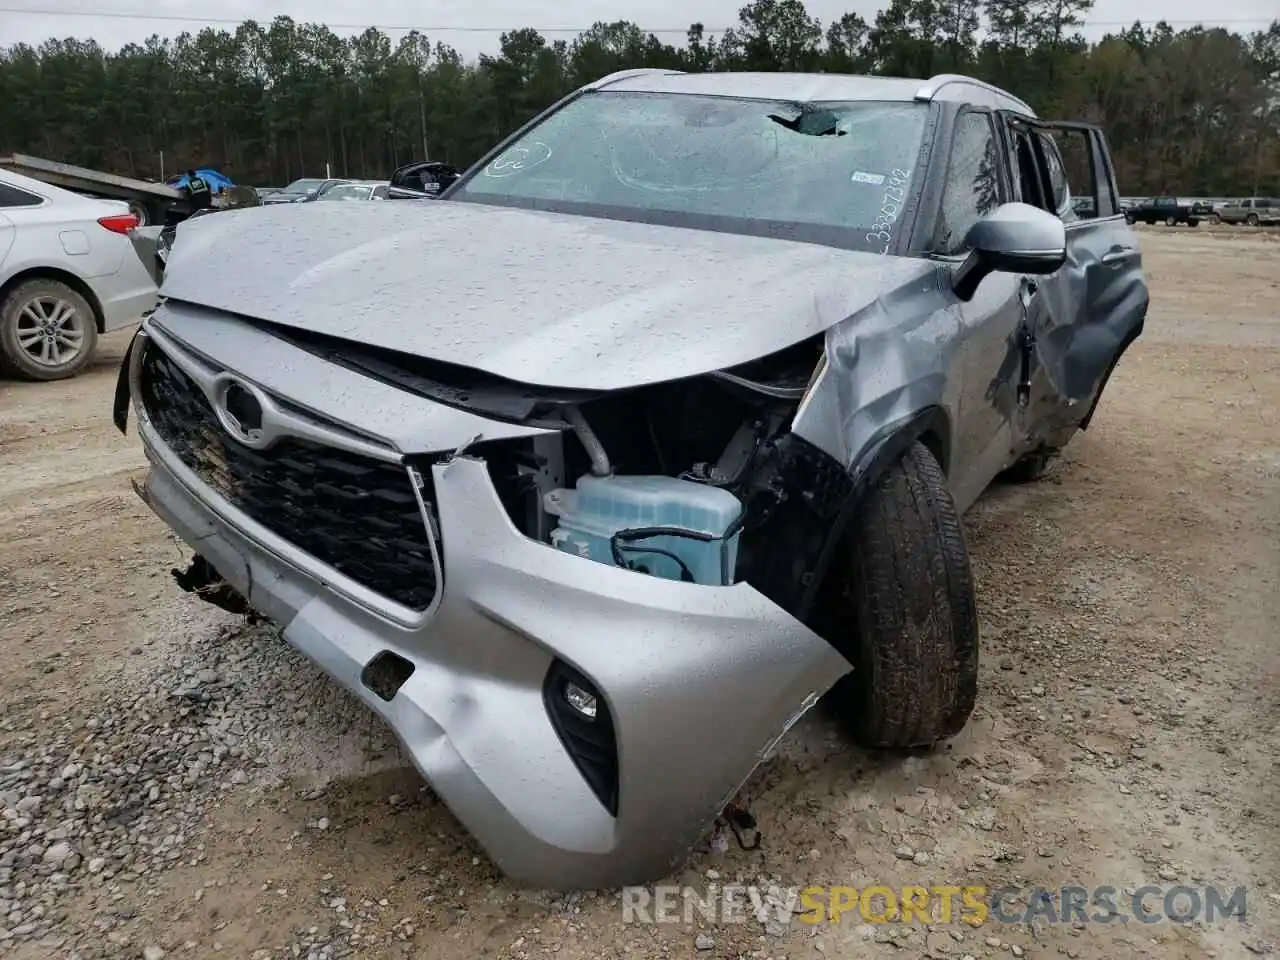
<box><xmin>1044</xmin><ymin>128</ymin><xmax>1108</xmax><ymax>221</ymax></box>
<box><xmin>0</xmin><ymin>183</ymin><xmax>43</xmax><ymax>208</ymax></box>
<box><xmin>1037</xmin><ymin>133</ymin><xmax>1069</xmax><ymax>214</ymax></box>
<box><xmin>933</xmin><ymin>111</ymin><xmax>1001</xmax><ymax>256</ymax></box>
<box><xmin>1010</xmin><ymin>129</ymin><xmax>1048</xmax><ymax>210</ymax></box>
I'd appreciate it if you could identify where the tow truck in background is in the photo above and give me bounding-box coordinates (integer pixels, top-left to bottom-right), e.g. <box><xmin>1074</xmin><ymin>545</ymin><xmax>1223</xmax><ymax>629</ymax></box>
<box><xmin>0</xmin><ymin>154</ymin><xmax>202</xmax><ymax>227</ymax></box>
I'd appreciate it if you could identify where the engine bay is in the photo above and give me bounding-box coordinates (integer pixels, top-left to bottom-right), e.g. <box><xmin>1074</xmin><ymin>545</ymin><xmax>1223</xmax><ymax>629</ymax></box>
<box><xmin>445</xmin><ymin>338</ymin><xmax>851</xmax><ymax>615</ymax></box>
<box><xmin>246</xmin><ymin>315</ymin><xmax>851</xmax><ymax>616</ymax></box>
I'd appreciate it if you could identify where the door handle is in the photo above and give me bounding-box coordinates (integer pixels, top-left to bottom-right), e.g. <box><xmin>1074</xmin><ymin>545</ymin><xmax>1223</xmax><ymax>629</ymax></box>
<box><xmin>1101</xmin><ymin>247</ymin><xmax>1135</xmax><ymax>266</ymax></box>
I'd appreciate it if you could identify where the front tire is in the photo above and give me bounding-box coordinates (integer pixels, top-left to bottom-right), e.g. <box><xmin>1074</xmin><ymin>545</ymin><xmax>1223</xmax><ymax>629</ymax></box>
<box><xmin>819</xmin><ymin>442</ymin><xmax>979</xmax><ymax>748</ymax></box>
<box><xmin>0</xmin><ymin>279</ymin><xmax>99</xmax><ymax>381</ymax></box>
<box><xmin>1246</xmin><ymin>213</ymin><xmax>1260</xmax><ymax>226</ymax></box>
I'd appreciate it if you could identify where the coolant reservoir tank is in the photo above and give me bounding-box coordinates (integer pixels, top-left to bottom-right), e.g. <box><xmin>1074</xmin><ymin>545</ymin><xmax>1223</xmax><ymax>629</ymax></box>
<box><xmin>546</xmin><ymin>475</ymin><xmax>743</xmax><ymax>585</ymax></box>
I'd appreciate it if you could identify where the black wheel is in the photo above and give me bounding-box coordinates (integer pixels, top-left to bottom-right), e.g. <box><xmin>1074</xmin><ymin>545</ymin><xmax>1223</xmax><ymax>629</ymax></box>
<box><xmin>0</xmin><ymin>278</ymin><xmax>99</xmax><ymax>381</ymax></box>
<box><xmin>127</xmin><ymin>199</ymin><xmax>150</xmax><ymax>226</ymax></box>
<box><xmin>1001</xmin><ymin>447</ymin><xmax>1061</xmax><ymax>483</ymax></box>
<box><xmin>1187</xmin><ymin>218</ymin><xmax>1199</xmax><ymax>228</ymax></box>
<box><xmin>1246</xmin><ymin>213</ymin><xmax>1259</xmax><ymax>226</ymax></box>
<box><xmin>1124</xmin><ymin>213</ymin><xmax>1135</xmax><ymax>225</ymax></box>
<box><xmin>818</xmin><ymin>442</ymin><xmax>979</xmax><ymax>748</ymax></box>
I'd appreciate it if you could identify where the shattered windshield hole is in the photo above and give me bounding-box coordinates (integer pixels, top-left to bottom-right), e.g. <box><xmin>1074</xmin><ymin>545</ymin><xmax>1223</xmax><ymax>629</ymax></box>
<box><xmin>767</xmin><ymin>107</ymin><xmax>847</xmax><ymax>137</ymax></box>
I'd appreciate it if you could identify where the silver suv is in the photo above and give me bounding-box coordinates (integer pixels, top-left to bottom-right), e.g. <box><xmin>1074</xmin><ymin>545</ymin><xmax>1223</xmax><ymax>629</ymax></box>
<box><xmin>113</xmin><ymin>70</ymin><xmax>1148</xmax><ymax>890</ymax></box>
<box><xmin>1218</xmin><ymin>197</ymin><xmax>1280</xmax><ymax>226</ymax></box>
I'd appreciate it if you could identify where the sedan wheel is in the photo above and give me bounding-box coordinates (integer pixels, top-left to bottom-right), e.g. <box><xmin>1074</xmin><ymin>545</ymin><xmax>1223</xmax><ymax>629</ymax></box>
<box><xmin>0</xmin><ymin>279</ymin><xmax>99</xmax><ymax>381</ymax></box>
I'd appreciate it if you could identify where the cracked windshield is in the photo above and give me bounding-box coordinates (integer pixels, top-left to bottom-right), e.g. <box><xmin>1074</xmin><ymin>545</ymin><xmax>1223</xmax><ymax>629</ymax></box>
<box><xmin>458</xmin><ymin>92</ymin><xmax>927</xmax><ymax>245</ymax></box>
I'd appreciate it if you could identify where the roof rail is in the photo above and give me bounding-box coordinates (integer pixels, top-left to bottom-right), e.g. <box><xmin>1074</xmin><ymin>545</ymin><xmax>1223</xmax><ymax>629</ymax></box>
<box><xmin>914</xmin><ymin>73</ymin><xmax>1034</xmax><ymax>114</ymax></box>
<box><xmin>586</xmin><ymin>68</ymin><xmax>686</xmax><ymax>91</ymax></box>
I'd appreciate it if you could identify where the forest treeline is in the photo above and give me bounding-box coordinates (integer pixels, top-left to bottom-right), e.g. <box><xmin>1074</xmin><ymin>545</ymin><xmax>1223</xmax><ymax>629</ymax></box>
<box><xmin>1</xmin><ymin>0</ymin><xmax>1277</xmax><ymax>195</ymax></box>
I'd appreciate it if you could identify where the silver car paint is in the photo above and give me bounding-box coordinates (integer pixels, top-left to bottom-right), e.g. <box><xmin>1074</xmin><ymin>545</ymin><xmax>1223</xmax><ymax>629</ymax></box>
<box><xmin>129</xmin><ymin>323</ymin><xmax>851</xmax><ymax>888</ymax></box>
<box><xmin>148</xmin><ymin>304</ymin><xmax>552</xmax><ymax>453</ymax></box>
<box><xmin>122</xmin><ymin>71</ymin><xmax>1150</xmax><ymax>891</ymax></box>
<box><xmin>159</xmin><ymin>200</ymin><xmax>935</xmax><ymax>392</ymax></box>
<box><xmin>789</xmin><ymin>265</ymin><xmax>1029</xmax><ymax>514</ymax></box>
<box><xmin>593</xmin><ymin>70</ymin><xmax>1033</xmax><ymax>113</ymax></box>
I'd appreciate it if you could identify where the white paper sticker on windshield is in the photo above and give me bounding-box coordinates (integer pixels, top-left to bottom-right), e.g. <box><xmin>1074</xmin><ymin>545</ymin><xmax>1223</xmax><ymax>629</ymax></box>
<box><xmin>851</xmin><ymin>171</ymin><xmax>886</xmax><ymax>185</ymax></box>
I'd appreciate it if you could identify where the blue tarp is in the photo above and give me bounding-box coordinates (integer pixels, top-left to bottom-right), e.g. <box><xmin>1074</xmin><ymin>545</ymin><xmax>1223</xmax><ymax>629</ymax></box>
<box><xmin>167</xmin><ymin>168</ymin><xmax>235</xmax><ymax>194</ymax></box>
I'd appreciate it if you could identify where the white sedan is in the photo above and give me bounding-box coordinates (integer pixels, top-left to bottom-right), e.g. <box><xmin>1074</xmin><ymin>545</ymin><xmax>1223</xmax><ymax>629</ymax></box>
<box><xmin>0</xmin><ymin>167</ymin><xmax>158</xmax><ymax>380</ymax></box>
<box><xmin>314</xmin><ymin>180</ymin><xmax>391</xmax><ymax>202</ymax></box>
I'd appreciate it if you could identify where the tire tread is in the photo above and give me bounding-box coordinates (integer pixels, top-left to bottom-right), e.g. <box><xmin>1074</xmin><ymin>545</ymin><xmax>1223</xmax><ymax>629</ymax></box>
<box><xmin>826</xmin><ymin>441</ymin><xmax>979</xmax><ymax>748</ymax></box>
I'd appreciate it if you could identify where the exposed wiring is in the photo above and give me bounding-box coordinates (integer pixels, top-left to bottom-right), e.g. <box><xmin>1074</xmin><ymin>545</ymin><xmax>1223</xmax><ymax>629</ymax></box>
<box><xmin>708</xmin><ymin>369</ymin><xmax>808</xmax><ymax>399</ymax></box>
<box><xmin>615</xmin><ymin>543</ymin><xmax>696</xmax><ymax>582</ymax></box>
<box><xmin>718</xmin><ymin>507</ymin><xmax>748</xmax><ymax>586</ymax></box>
<box><xmin>608</xmin><ymin>509</ymin><xmax>747</xmax><ymax>586</ymax></box>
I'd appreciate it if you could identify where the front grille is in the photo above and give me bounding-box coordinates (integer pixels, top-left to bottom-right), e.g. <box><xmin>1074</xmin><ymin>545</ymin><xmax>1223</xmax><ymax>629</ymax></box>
<box><xmin>139</xmin><ymin>343</ymin><xmax>438</xmax><ymax>611</ymax></box>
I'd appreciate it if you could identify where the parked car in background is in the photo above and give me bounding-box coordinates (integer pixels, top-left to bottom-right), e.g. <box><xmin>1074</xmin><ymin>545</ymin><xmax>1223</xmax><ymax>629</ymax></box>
<box><xmin>117</xmin><ymin>69</ymin><xmax>1147</xmax><ymax>889</ymax></box>
<box><xmin>313</xmin><ymin>180</ymin><xmax>387</xmax><ymax>202</ymax></box>
<box><xmin>1217</xmin><ymin>197</ymin><xmax>1280</xmax><ymax>226</ymax></box>
<box><xmin>388</xmin><ymin>161</ymin><xmax>461</xmax><ymax>199</ymax></box>
<box><xmin>0</xmin><ymin>167</ymin><xmax>156</xmax><ymax>380</ymax></box>
<box><xmin>1197</xmin><ymin>198</ymin><xmax>1234</xmax><ymax>223</ymax></box>
<box><xmin>261</xmin><ymin>178</ymin><xmax>346</xmax><ymax>205</ymax></box>
<box><xmin>1124</xmin><ymin>196</ymin><xmax>1203</xmax><ymax>226</ymax></box>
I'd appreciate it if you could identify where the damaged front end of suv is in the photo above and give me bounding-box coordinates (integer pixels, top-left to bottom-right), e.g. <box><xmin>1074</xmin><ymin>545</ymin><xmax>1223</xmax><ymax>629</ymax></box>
<box><xmin>112</xmin><ymin>264</ymin><xmax>924</xmax><ymax>889</ymax></box>
<box><xmin>114</xmin><ymin>68</ymin><xmax>1147</xmax><ymax>890</ymax></box>
<box><xmin>113</xmin><ymin>118</ymin><xmax>967</xmax><ymax>891</ymax></box>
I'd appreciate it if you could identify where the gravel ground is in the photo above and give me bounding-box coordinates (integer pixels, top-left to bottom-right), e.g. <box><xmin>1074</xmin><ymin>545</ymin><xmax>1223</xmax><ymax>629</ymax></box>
<box><xmin>0</xmin><ymin>227</ymin><xmax>1277</xmax><ymax>959</ymax></box>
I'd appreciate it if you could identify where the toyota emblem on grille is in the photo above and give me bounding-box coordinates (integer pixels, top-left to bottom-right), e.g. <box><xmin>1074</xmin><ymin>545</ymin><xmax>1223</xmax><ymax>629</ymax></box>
<box><xmin>217</xmin><ymin>379</ymin><xmax>267</xmax><ymax>446</ymax></box>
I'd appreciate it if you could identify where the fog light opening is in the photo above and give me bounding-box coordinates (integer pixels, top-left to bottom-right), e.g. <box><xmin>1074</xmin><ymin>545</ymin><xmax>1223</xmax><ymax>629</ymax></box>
<box><xmin>543</xmin><ymin>659</ymin><xmax>619</xmax><ymax>816</ymax></box>
<box><xmin>361</xmin><ymin>650</ymin><xmax>416</xmax><ymax>702</ymax></box>
<box><xmin>564</xmin><ymin>682</ymin><xmax>598</xmax><ymax>719</ymax></box>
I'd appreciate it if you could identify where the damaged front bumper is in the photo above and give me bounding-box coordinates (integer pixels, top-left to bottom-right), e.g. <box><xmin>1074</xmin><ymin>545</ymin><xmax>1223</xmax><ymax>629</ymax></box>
<box><xmin>121</xmin><ymin>318</ymin><xmax>850</xmax><ymax>890</ymax></box>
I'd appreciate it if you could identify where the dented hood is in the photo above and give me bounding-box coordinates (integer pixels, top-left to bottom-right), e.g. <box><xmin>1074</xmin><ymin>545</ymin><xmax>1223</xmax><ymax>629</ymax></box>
<box><xmin>160</xmin><ymin>200</ymin><xmax>935</xmax><ymax>390</ymax></box>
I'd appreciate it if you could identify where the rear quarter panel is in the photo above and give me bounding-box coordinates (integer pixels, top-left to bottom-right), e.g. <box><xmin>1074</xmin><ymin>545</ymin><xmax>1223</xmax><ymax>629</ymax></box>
<box><xmin>7</xmin><ymin>203</ymin><xmax>127</xmax><ymax>280</ymax></box>
<box><xmin>0</xmin><ymin>213</ymin><xmax>14</xmax><ymax>272</ymax></box>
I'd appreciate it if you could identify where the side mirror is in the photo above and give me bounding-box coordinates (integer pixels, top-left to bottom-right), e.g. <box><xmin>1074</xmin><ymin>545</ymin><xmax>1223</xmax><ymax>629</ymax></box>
<box><xmin>952</xmin><ymin>202</ymin><xmax>1067</xmax><ymax>302</ymax></box>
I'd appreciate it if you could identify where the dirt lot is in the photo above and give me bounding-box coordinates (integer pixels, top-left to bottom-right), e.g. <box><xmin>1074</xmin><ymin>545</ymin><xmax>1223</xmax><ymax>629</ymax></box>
<box><xmin>1</xmin><ymin>226</ymin><xmax>1277</xmax><ymax>960</ymax></box>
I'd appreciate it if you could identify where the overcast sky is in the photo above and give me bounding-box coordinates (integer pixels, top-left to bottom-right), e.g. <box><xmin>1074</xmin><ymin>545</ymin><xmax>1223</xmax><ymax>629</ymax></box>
<box><xmin>2</xmin><ymin>0</ymin><xmax>1275</xmax><ymax>60</ymax></box>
